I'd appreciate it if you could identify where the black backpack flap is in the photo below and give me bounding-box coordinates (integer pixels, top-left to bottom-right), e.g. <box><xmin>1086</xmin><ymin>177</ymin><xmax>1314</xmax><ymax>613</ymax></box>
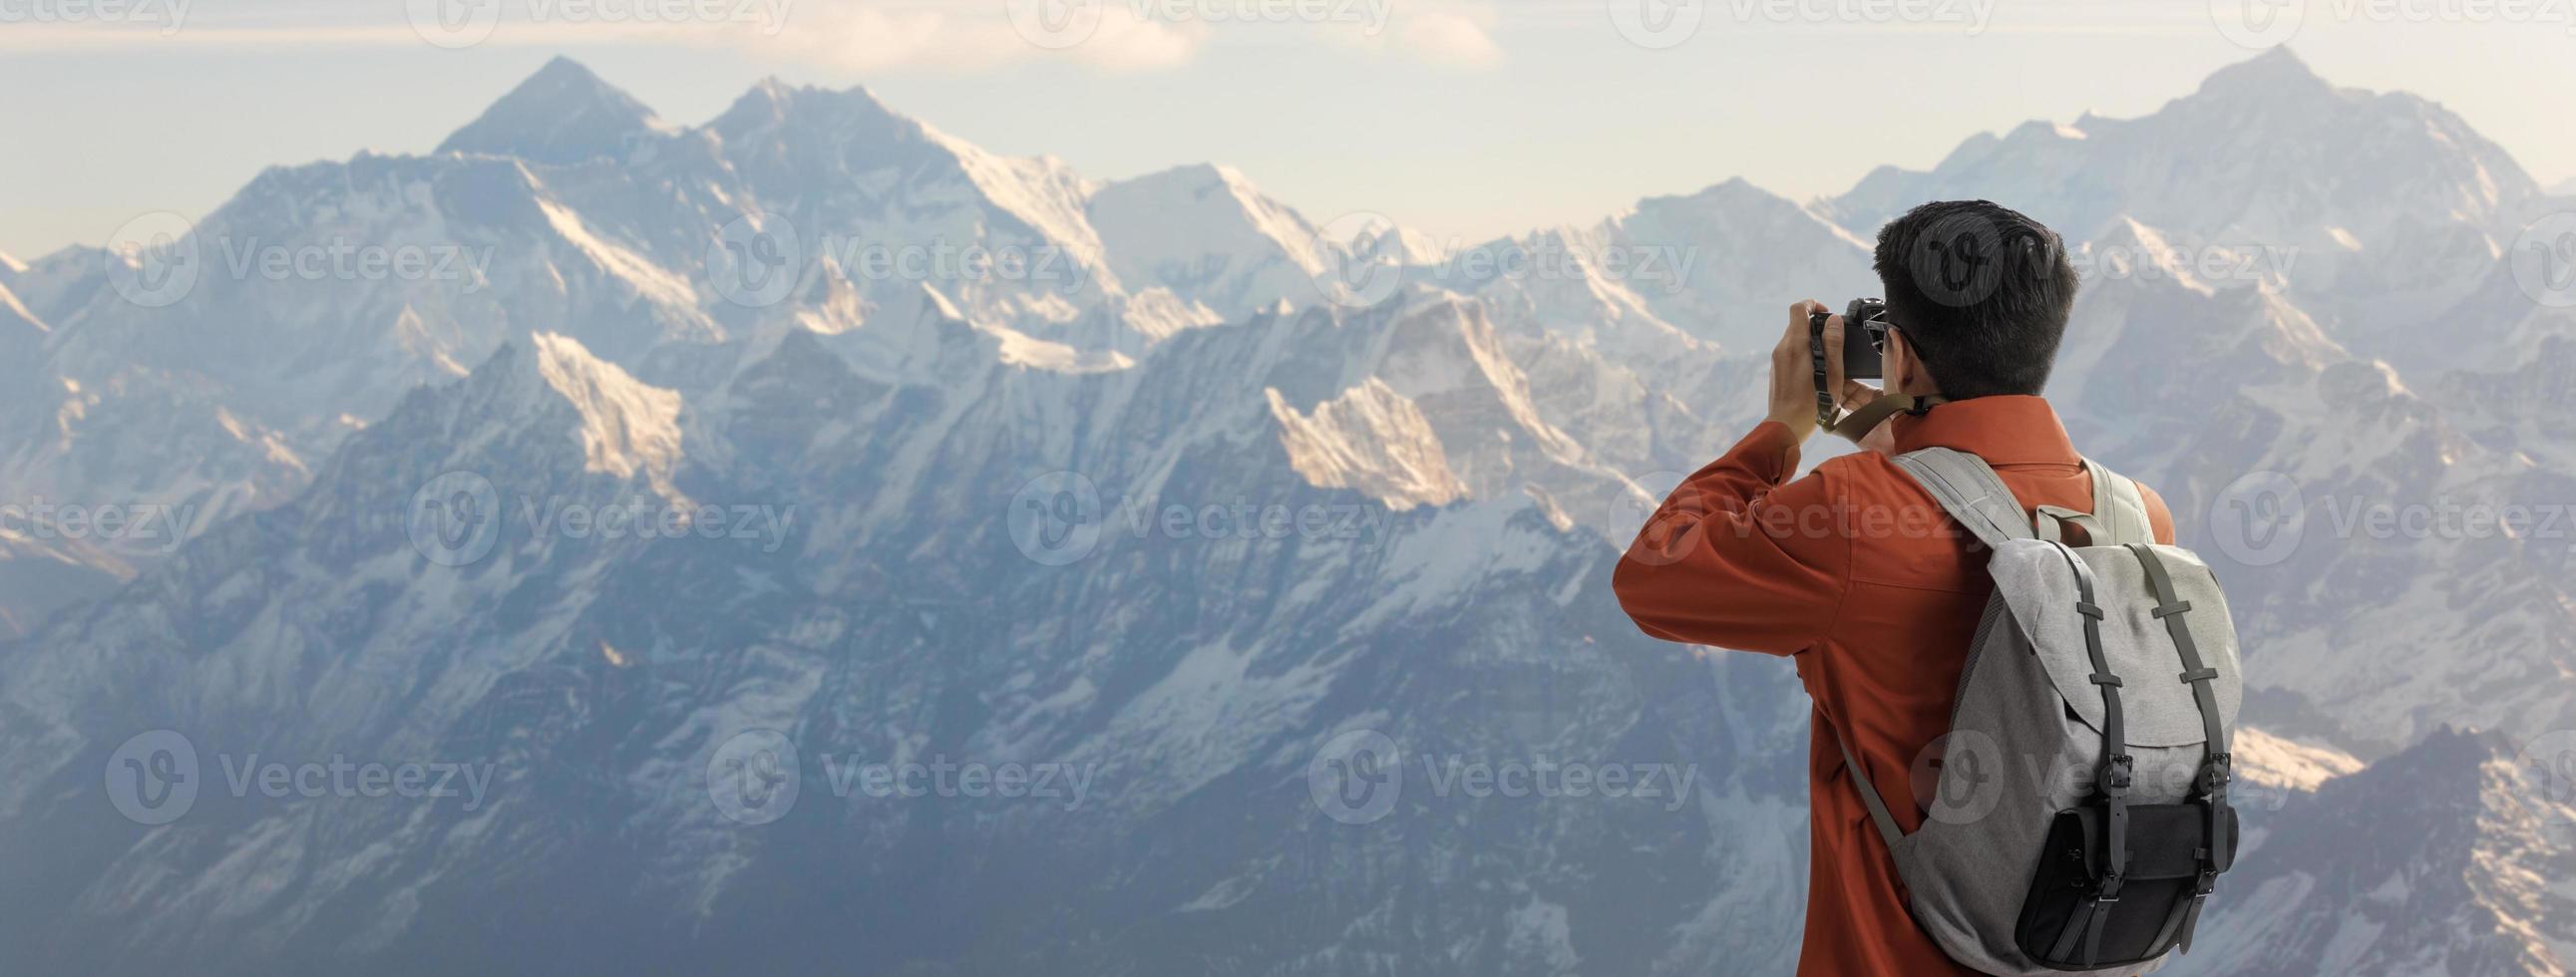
<box><xmin>2018</xmin><ymin>805</ymin><xmax>2240</xmax><ymax>969</ymax></box>
<box><xmin>2072</xmin><ymin>803</ymin><xmax>2238</xmax><ymax>881</ymax></box>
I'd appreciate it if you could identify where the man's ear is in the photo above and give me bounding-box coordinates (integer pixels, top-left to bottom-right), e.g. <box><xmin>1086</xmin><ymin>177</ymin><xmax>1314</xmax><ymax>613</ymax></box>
<box><xmin>1892</xmin><ymin>331</ymin><xmax>1940</xmax><ymax>399</ymax></box>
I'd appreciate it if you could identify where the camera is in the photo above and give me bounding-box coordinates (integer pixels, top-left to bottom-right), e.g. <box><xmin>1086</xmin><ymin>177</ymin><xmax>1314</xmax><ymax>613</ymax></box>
<box><xmin>1809</xmin><ymin>298</ymin><xmax>1892</xmax><ymax>427</ymax></box>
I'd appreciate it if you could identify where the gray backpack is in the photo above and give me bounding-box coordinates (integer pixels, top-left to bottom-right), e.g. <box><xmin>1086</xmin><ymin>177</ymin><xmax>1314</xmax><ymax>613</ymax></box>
<box><xmin>1836</xmin><ymin>448</ymin><xmax>2242</xmax><ymax>975</ymax></box>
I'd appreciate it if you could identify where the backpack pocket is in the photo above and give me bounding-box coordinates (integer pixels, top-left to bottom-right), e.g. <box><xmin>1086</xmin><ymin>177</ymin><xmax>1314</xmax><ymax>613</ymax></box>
<box><xmin>2014</xmin><ymin>804</ymin><xmax>2239</xmax><ymax>970</ymax></box>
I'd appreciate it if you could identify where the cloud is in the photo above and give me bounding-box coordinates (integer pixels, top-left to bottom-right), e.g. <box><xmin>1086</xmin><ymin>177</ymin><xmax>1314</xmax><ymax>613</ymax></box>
<box><xmin>1304</xmin><ymin>0</ymin><xmax>1503</xmax><ymax>69</ymax></box>
<box><xmin>1398</xmin><ymin>8</ymin><xmax>1501</xmax><ymax>68</ymax></box>
<box><xmin>747</xmin><ymin>1</ymin><xmax>1206</xmax><ymax>75</ymax></box>
<box><xmin>0</xmin><ymin>0</ymin><xmax>1478</xmax><ymax>75</ymax></box>
<box><xmin>1068</xmin><ymin>6</ymin><xmax>1210</xmax><ymax>73</ymax></box>
<box><xmin>756</xmin><ymin>7</ymin><xmax>1022</xmax><ymax>73</ymax></box>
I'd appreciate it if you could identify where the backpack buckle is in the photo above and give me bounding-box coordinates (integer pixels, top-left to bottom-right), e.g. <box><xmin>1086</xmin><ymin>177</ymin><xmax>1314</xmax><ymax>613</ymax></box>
<box><xmin>2095</xmin><ymin>872</ymin><xmax>2124</xmax><ymax>902</ymax></box>
<box><xmin>2100</xmin><ymin>755</ymin><xmax>2134</xmax><ymax>795</ymax></box>
<box><xmin>2197</xmin><ymin>753</ymin><xmax>2232</xmax><ymax>797</ymax></box>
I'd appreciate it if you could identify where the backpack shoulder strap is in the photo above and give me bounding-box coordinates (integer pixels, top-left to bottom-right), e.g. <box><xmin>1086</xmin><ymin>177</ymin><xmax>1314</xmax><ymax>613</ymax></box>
<box><xmin>2083</xmin><ymin>458</ymin><xmax>2154</xmax><ymax>547</ymax></box>
<box><xmin>1833</xmin><ymin>726</ymin><xmax>1907</xmax><ymax>850</ymax></box>
<box><xmin>1893</xmin><ymin>447</ymin><xmax>2033</xmax><ymax>550</ymax></box>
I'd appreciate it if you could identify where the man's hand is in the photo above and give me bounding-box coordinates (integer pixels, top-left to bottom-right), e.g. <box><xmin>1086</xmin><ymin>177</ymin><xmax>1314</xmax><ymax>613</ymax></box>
<box><xmin>1767</xmin><ymin>300</ymin><xmax>1836</xmax><ymax>442</ymax></box>
<box><xmin>1768</xmin><ymin>300</ymin><xmax>1907</xmax><ymax>451</ymax></box>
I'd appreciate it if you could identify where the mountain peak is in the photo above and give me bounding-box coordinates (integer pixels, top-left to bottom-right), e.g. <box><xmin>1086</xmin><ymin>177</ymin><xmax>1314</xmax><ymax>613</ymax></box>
<box><xmin>716</xmin><ymin>77</ymin><xmax>906</xmax><ymax>130</ymax></box>
<box><xmin>1094</xmin><ymin>163</ymin><xmax>1266</xmax><ymax>210</ymax></box>
<box><xmin>459</xmin><ymin>333</ymin><xmax>686</xmax><ymax>486</ymax></box>
<box><xmin>437</xmin><ymin>56</ymin><xmax>671</xmax><ymax>165</ymax></box>
<box><xmin>2194</xmin><ymin>46</ymin><xmax>2332</xmax><ymax>103</ymax></box>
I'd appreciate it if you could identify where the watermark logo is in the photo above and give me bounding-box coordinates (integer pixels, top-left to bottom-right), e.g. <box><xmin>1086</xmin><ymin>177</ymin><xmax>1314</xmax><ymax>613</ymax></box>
<box><xmin>706</xmin><ymin>730</ymin><xmax>1097</xmax><ymax>823</ymax></box>
<box><xmin>2210</xmin><ymin>0</ymin><xmax>2304</xmax><ymax>47</ymax></box>
<box><xmin>1006</xmin><ymin>0</ymin><xmax>1105</xmax><ymax>47</ymax></box>
<box><xmin>1910</xmin><ymin>729</ymin><xmax>2005</xmax><ymax>826</ymax></box>
<box><xmin>1712</xmin><ymin>0</ymin><xmax>1995</xmax><ymax>33</ymax></box>
<box><xmin>1005</xmin><ymin>476</ymin><xmax>1397</xmax><ymax>565</ymax></box>
<box><xmin>106</xmin><ymin>730</ymin><xmax>199</xmax><ymax>825</ymax></box>
<box><xmin>705</xmin><ymin>213</ymin><xmax>1085</xmax><ymax>308</ymax></box>
<box><xmin>1307</xmin><ymin>211</ymin><xmax>1407</xmax><ymax>309</ymax></box>
<box><xmin>1009</xmin><ymin>471</ymin><xmax>1105</xmax><ymax>565</ymax></box>
<box><xmin>407</xmin><ymin>0</ymin><xmax>505</xmax><ymax>47</ymax></box>
<box><xmin>102</xmin><ymin>212</ymin><xmax>496</xmax><ymax>308</ymax></box>
<box><xmin>2518</xmin><ymin>730</ymin><xmax>2576</xmax><ymax>842</ymax></box>
<box><xmin>1904</xmin><ymin>208</ymin><xmax>2014</xmax><ymax>309</ymax></box>
<box><xmin>1610</xmin><ymin>0</ymin><xmax>1703</xmax><ymax>47</ymax></box>
<box><xmin>106</xmin><ymin>731</ymin><xmax>494</xmax><ymax>823</ymax></box>
<box><xmin>400</xmin><ymin>473</ymin><xmax>798</xmax><ymax>566</ymax></box>
<box><xmin>708</xmin><ymin>728</ymin><xmax>801</xmax><ymax>825</ymax></box>
<box><xmin>408</xmin><ymin>0</ymin><xmax>789</xmax><ymax>48</ymax></box>
<box><xmin>2511</xmin><ymin>211</ymin><xmax>2576</xmax><ymax>309</ymax></box>
<box><xmin>2209</xmin><ymin>471</ymin><xmax>2307</xmax><ymax>567</ymax></box>
<box><xmin>709</xmin><ymin>210</ymin><xmax>805</xmax><ymax>308</ymax></box>
<box><xmin>1308</xmin><ymin>728</ymin><xmax>1403</xmax><ymax>824</ymax></box>
<box><xmin>104</xmin><ymin>211</ymin><xmax>200</xmax><ymax>309</ymax></box>
<box><xmin>2205</xmin><ymin>478</ymin><xmax>2576</xmax><ymax>563</ymax></box>
<box><xmin>2218</xmin><ymin>0</ymin><xmax>2576</xmax><ymax>48</ymax></box>
<box><xmin>1305</xmin><ymin>731</ymin><xmax>1695</xmax><ymax>825</ymax></box>
<box><xmin>408</xmin><ymin>471</ymin><xmax>505</xmax><ymax>567</ymax></box>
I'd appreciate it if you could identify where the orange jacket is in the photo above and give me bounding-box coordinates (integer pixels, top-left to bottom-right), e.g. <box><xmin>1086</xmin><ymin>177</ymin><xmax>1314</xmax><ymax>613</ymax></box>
<box><xmin>1613</xmin><ymin>396</ymin><xmax>2173</xmax><ymax>977</ymax></box>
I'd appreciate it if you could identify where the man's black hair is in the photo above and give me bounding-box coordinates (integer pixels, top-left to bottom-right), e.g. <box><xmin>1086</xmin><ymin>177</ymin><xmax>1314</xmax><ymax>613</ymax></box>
<box><xmin>1871</xmin><ymin>200</ymin><xmax>2077</xmax><ymax>399</ymax></box>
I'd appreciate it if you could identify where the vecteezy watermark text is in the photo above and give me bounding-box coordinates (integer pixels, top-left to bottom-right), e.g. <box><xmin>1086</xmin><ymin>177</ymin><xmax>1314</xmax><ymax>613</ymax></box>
<box><xmin>106</xmin><ymin>730</ymin><xmax>496</xmax><ymax>825</ymax></box>
<box><xmin>708</xmin><ymin>212</ymin><xmax>1090</xmax><ymax>307</ymax></box>
<box><xmin>2207</xmin><ymin>471</ymin><xmax>2576</xmax><ymax>567</ymax></box>
<box><xmin>0</xmin><ymin>497</ymin><xmax>200</xmax><ymax>553</ymax></box>
<box><xmin>1007</xmin><ymin>0</ymin><xmax>1391</xmax><ymax>49</ymax></box>
<box><xmin>407</xmin><ymin>0</ymin><xmax>793</xmax><ymax>49</ymax></box>
<box><xmin>103</xmin><ymin>212</ymin><xmax>498</xmax><ymax>308</ymax></box>
<box><xmin>1008</xmin><ymin>472</ymin><xmax>1394</xmax><ymax>565</ymax></box>
<box><xmin>405</xmin><ymin>471</ymin><xmax>797</xmax><ymax>567</ymax></box>
<box><xmin>1613</xmin><ymin>0</ymin><xmax>1994</xmax><ymax>49</ymax></box>
<box><xmin>706</xmin><ymin>729</ymin><xmax>1097</xmax><ymax>825</ymax></box>
<box><xmin>1300</xmin><ymin>212</ymin><xmax>1702</xmax><ymax>309</ymax></box>
<box><xmin>2215</xmin><ymin>0</ymin><xmax>2576</xmax><ymax>49</ymax></box>
<box><xmin>0</xmin><ymin>0</ymin><xmax>188</xmax><ymax>32</ymax></box>
<box><xmin>1306</xmin><ymin>729</ymin><xmax>1699</xmax><ymax>825</ymax></box>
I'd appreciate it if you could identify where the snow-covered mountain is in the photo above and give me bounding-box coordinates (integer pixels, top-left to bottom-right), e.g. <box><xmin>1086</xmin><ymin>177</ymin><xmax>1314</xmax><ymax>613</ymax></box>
<box><xmin>2037</xmin><ymin>217</ymin><xmax>2576</xmax><ymax>755</ymax></box>
<box><xmin>1824</xmin><ymin>48</ymin><xmax>2545</xmax><ymax>376</ymax></box>
<box><xmin>4</xmin><ymin>49</ymin><xmax>2573</xmax><ymax>975</ymax></box>
<box><xmin>2167</xmin><ymin>728</ymin><xmax>2576</xmax><ymax>975</ymax></box>
<box><xmin>0</xmin><ymin>300</ymin><xmax>1815</xmax><ymax>974</ymax></box>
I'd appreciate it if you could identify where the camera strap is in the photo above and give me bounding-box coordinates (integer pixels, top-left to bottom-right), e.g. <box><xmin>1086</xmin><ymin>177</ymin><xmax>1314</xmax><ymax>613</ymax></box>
<box><xmin>1825</xmin><ymin>394</ymin><xmax>1919</xmax><ymax>444</ymax></box>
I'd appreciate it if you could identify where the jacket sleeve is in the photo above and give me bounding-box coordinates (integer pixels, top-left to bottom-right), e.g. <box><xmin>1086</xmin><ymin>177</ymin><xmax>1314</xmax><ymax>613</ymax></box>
<box><xmin>1612</xmin><ymin>421</ymin><xmax>1852</xmax><ymax>656</ymax></box>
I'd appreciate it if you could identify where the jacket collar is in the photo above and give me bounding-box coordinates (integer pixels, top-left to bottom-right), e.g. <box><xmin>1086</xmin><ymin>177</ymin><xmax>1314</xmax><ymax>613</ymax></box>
<box><xmin>1887</xmin><ymin>395</ymin><xmax>2079</xmax><ymax>467</ymax></box>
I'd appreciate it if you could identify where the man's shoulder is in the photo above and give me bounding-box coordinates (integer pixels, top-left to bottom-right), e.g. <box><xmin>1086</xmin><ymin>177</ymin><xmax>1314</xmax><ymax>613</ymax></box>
<box><xmin>1801</xmin><ymin>451</ymin><xmax>1954</xmax><ymax>535</ymax></box>
<box><xmin>1808</xmin><ymin>450</ymin><xmax>1931</xmax><ymax>497</ymax></box>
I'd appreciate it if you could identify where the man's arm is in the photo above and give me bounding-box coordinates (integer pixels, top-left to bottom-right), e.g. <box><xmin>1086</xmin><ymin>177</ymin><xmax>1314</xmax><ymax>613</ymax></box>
<box><xmin>1613</xmin><ymin>301</ymin><xmax>1857</xmax><ymax>655</ymax></box>
<box><xmin>1614</xmin><ymin>423</ymin><xmax>1853</xmax><ymax>654</ymax></box>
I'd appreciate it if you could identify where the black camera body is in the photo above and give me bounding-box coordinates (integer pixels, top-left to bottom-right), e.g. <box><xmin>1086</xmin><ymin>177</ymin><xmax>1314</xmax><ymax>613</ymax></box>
<box><xmin>1809</xmin><ymin>298</ymin><xmax>1891</xmax><ymax>427</ymax></box>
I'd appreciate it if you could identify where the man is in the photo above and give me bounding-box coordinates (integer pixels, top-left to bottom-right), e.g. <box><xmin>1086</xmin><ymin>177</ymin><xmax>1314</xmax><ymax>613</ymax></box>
<box><xmin>1613</xmin><ymin>200</ymin><xmax>2176</xmax><ymax>976</ymax></box>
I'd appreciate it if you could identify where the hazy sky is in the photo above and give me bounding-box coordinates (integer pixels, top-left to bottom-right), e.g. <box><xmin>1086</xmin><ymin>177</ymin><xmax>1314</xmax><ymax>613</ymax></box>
<box><xmin>4</xmin><ymin>0</ymin><xmax>2573</xmax><ymax>258</ymax></box>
